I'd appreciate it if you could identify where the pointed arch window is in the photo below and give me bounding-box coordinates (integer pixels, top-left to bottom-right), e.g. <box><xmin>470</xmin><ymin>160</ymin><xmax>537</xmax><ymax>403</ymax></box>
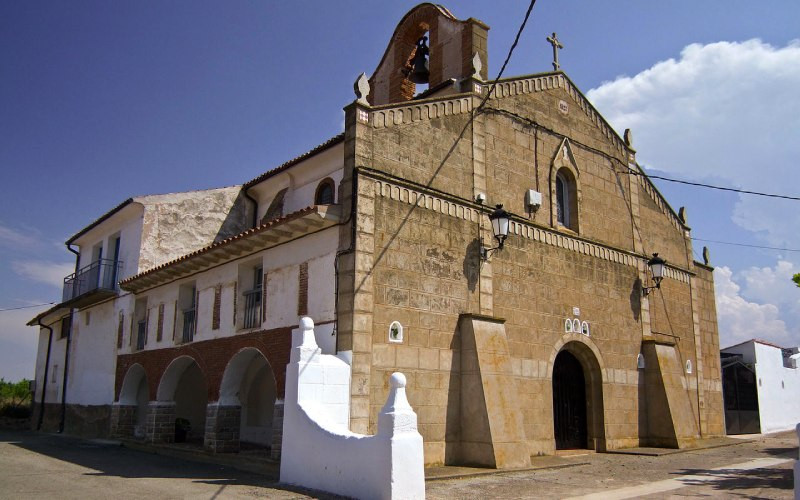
<box><xmin>556</xmin><ymin>172</ymin><xmax>569</xmax><ymax>226</ymax></box>
<box><xmin>315</xmin><ymin>178</ymin><xmax>335</xmax><ymax>205</ymax></box>
<box><xmin>554</xmin><ymin>167</ymin><xmax>578</xmax><ymax>231</ymax></box>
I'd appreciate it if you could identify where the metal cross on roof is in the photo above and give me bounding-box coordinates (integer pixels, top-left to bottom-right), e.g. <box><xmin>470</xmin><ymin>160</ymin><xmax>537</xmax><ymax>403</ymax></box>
<box><xmin>547</xmin><ymin>32</ymin><xmax>564</xmax><ymax>71</ymax></box>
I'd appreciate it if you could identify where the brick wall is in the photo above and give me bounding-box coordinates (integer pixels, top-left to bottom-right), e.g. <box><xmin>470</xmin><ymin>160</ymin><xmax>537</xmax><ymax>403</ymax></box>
<box><xmin>115</xmin><ymin>325</ymin><xmax>292</xmax><ymax>403</ymax></box>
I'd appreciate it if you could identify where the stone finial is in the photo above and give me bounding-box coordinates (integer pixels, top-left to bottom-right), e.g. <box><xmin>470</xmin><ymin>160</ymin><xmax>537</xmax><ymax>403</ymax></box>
<box><xmin>678</xmin><ymin>206</ymin><xmax>687</xmax><ymax>224</ymax></box>
<box><xmin>377</xmin><ymin>372</ymin><xmax>419</xmax><ymax>436</ymax></box>
<box><xmin>624</xmin><ymin>128</ymin><xmax>633</xmax><ymax>147</ymax></box>
<box><xmin>354</xmin><ymin>73</ymin><xmax>370</xmax><ymax>105</ymax></box>
<box><xmin>703</xmin><ymin>246</ymin><xmax>710</xmax><ymax>266</ymax></box>
<box><xmin>471</xmin><ymin>52</ymin><xmax>483</xmax><ymax>80</ymax></box>
<box><xmin>291</xmin><ymin>316</ymin><xmax>320</xmax><ymax>363</ymax></box>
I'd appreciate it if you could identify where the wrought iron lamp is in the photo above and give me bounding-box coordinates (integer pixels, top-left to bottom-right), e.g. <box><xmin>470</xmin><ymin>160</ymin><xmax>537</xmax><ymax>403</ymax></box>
<box><xmin>480</xmin><ymin>204</ymin><xmax>510</xmax><ymax>260</ymax></box>
<box><xmin>642</xmin><ymin>253</ymin><xmax>666</xmax><ymax>296</ymax></box>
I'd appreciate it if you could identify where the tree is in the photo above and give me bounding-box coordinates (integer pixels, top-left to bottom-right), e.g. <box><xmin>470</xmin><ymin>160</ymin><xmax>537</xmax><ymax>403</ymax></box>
<box><xmin>794</xmin><ymin>273</ymin><xmax>800</xmax><ymax>288</ymax></box>
<box><xmin>0</xmin><ymin>378</ymin><xmax>31</xmax><ymax>406</ymax></box>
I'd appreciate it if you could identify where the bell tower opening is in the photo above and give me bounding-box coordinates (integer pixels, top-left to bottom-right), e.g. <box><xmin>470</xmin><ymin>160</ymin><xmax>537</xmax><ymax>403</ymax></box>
<box><xmin>367</xmin><ymin>4</ymin><xmax>489</xmax><ymax>106</ymax></box>
<box><xmin>408</xmin><ymin>33</ymin><xmax>430</xmax><ymax>95</ymax></box>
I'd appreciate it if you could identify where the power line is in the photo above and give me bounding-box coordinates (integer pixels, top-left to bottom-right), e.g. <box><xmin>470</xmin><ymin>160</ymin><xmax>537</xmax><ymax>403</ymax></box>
<box><xmin>633</xmin><ymin>170</ymin><xmax>800</xmax><ymax>202</ymax></box>
<box><xmin>0</xmin><ymin>302</ymin><xmax>55</xmax><ymax>313</ymax></box>
<box><xmin>692</xmin><ymin>238</ymin><xmax>800</xmax><ymax>253</ymax></box>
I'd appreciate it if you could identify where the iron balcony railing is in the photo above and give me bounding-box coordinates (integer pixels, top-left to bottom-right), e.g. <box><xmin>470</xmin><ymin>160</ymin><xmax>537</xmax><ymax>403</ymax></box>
<box><xmin>136</xmin><ymin>320</ymin><xmax>146</xmax><ymax>351</ymax></box>
<box><xmin>62</xmin><ymin>258</ymin><xmax>122</xmax><ymax>303</ymax></box>
<box><xmin>243</xmin><ymin>288</ymin><xmax>262</xmax><ymax>329</ymax></box>
<box><xmin>182</xmin><ymin>308</ymin><xmax>196</xmax><ymax>343</ymax></box>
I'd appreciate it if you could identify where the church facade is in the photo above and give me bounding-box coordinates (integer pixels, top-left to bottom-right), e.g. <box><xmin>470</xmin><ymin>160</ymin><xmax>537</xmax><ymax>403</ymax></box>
<box><xmin>28</xmin><ymin>3</ymin><xmax>724</xmax><ymax>468</ymax></box>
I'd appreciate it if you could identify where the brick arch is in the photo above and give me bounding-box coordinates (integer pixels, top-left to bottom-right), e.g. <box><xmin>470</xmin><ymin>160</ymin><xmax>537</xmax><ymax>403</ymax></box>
<box><xmin>218</xmin><ymin>346</ymin><xmax>276</xmax><ymax>405</ymax></box>
<box><xmin>114</xmin><ymin>326</ymin><xmax>292</xmax><ymax>403</ymax></box>
<box><xmin>368</xmin><ymin>3</ymin><xmax>489</xmax><ymax>105</ymax></box>
<box><xmin>156</xmin><ymin>355</ymin><xmax>205</xmax><ymax>401</ymax></box>
<box><xmin>117</xmin><ymin>363</ymin><xmax>148</xmax><ymax>404</ymax></box>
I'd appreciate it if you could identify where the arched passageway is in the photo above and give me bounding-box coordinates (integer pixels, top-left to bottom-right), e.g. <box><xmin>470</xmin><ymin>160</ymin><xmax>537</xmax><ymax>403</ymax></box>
<box><xmin>551</xmin><ymin>341</ymin><xmax>606</xmax><ymax>451</ymax></box>
<box><xmin>113</xmin><ymin>364</ymin><xmax>149</xmax><ymax>438</ymax></box>
<box><xmin>218</xmin><ymin>348</ymin><xmax>277</xmax><ymax>449</ymax></box>
<box><xmin>157</xmin><ymin>356</ymin><xmax>208</xmax><ymax>443</ymax></box>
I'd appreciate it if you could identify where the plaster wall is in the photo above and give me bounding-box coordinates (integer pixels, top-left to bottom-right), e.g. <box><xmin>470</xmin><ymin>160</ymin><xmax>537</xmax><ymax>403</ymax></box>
<box><xmin>74</xmin><ymin>204</ymin><xmax>144</xmax><ymax>282</ymax></box>
<box><xmin>33</xmin><ymin>327</ymin><xmax>67</xmax><ymax>406</ymax></box>
<box><xmin>250</xmin><ymin>143</ymin><xmax>344</xmax><ymax>221</ymax></box>
<box><xmin>753</xmin><ymin>343</ymin><xmax>800</xmax><ymax>433</ymax></box>
<box><xmin>119</xmin><ymin>227</ymin><xmax>337</xmax><ymax>354</ymax></box>
<box><xmin>137</xmin><ymin>187</ymin><xmax>250</xmax><ymax>273</ymax></box>
<box><xmin>67</xmin><ymin>300</ymin><xmax>119</xmax><ymax>405</ymax></box>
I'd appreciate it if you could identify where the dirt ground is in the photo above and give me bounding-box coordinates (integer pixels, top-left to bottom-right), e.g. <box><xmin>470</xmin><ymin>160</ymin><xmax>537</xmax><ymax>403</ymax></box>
<box><xmin>0</xmin><ymin>428</ymin><xmax>796</xmax><ymax>499</ymax></box>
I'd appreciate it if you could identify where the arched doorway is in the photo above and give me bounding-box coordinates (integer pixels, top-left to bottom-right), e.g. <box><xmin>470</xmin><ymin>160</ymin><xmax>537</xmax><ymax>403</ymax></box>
<box><xmin>157</xmin><ymin>356</ymin><xmax>208</xmax><ymax>443</ymax></box>
<box><xmin>219</xmin><ymin>348</ymin><xmax>277</xmax><ymax>449</ymax></box>
<box><xmin>550</xmin><ymin>340</ymin><xmax>606</xmax><ymax>451</ymax></box>
<box><xmin>117</xmin><ymin>364</ymin><xmax>149</xmax><ymax>438</ymax></box>
<box><xmin>552</xmin><ymin>350</ymin><xmax>587</xmax><ymax>449</ymax></box>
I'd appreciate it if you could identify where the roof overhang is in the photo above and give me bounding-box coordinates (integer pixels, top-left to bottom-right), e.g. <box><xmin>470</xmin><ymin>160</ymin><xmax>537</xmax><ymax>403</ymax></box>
<box><xmin>120</xmin><ymin>205</ymin><xmax>341</xmax><ymax>294</ymax></box>
<box><xmin>27</xmin><ymin>304</ymin><xmax>72</xmax><ymax>327</ymax></box>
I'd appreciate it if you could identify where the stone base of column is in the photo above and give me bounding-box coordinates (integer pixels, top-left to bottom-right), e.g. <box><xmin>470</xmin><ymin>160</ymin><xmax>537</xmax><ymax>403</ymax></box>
<box><xmin>109</xmin><ymin>404</ymin><xmax>137</xmax><ymax>438</ymax></box>
<box><xmin>204</xmin><ymin>403</ymin><xmax>241</xmax><ymax>453</ymax></box>
<box><xmin>145</xmin><ymin>401</ymin><xmax>176</xmax><ymax>444</ymax></box>
<box><xmin>271</xmin><ymin>400</ymin><xmax>284</xmax><ymax>461</ymax></box>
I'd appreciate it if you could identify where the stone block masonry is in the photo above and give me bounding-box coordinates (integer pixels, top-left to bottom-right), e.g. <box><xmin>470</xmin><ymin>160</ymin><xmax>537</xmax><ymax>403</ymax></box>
<box><xmin>204</xmin><ymin>404</ymin><xmax>242</xmax><ymax>453</ymax></box>
<box><xmin>145</xmin><ymin>401</ymin><xmax>176</xmax><ymax>443</ymax></box>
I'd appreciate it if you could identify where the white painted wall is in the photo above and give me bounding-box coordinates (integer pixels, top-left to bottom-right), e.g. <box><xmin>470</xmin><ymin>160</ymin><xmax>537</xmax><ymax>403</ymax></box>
<box><xmin>250</xmin><ymin>142</ymin><xmax>344</xmax><ymax>221</ymax></box>
<box><xmin>32</xmin><ymin>324</ymin><xmax>67</xmax><ymax>406</ymax></box>
<box><xmin>280</xmin><ymin>318</ymin><xmax>425</xmax><ymax>500</ymax></box>
<box><xmin>67</xmin><ymin>300</ymin><xmax>119</xmax><ymax>405</ymax></box>
<box><xmin>121</xmin><ymin>226</ymin><xmax>337</xmax><ymax>354</ymax></box>
<box><xmin>753</xmin><ymin>343</ymin><xmax>800</xmax><ymax>433</ymax></box>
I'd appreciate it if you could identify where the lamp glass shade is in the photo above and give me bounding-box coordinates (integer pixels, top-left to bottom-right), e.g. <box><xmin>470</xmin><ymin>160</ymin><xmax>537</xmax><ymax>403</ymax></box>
<box><xmin>489</xmin><ymin>204</ymin><xmax>510</xmax><ymax>241</ymax></box>
<box><xmin>648</xmin><ymin>253</ymin><xmax>666</xmax><ymax>281</ymax></box>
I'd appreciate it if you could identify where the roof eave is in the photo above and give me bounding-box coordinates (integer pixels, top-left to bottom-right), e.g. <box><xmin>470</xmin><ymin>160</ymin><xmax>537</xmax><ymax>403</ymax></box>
<box><xmin>120</xmin><ymin>204</ymin><xmax>341</xmax><ymax>293</ymax></box>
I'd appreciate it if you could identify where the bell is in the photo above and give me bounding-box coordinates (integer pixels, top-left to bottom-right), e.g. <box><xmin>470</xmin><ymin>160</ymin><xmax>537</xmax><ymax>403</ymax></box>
<box><xmin>409</xmin><ymin>36</ymin><xmax>430</xmax><ymax>84</ymax></box>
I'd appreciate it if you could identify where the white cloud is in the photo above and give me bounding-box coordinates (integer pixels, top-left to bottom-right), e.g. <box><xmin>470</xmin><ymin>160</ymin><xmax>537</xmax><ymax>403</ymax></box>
<box><xmin>587</xmin><ymin>39</ymin><xmax>800</xmax><ymax>349</ymax></box>
<box><xmin>12</xmin><ymin>260</ymin><xmax>74</xmax><ymax>288</ymax></box>
<box><xmin>714</xmin><ymin>266</ymin><xmax>793</xmax><ymax>348</ymax></box>
<box><xmin>0</xmin><ymin>222</ymin><xmax>39</xmax><ymax>248</ymax></box>
<box><xmin>587</xmin><ymin>39</ymin><xmax>800</xmax><ymax>248</ymax></box>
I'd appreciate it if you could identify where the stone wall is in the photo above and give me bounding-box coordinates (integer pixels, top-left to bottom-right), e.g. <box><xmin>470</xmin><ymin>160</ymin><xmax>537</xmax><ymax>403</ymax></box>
<box><xmin>341</xmin><ymin>73</ymin><xmax>723</xmax><ymax>465</ymax></box>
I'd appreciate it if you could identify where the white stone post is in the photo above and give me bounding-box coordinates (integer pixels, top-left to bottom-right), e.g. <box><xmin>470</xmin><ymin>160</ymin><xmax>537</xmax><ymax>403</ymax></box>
<box><xmin>378</xmin><ymin>372</ymin><xmax>426</xmax><ymax>500</ymax></box>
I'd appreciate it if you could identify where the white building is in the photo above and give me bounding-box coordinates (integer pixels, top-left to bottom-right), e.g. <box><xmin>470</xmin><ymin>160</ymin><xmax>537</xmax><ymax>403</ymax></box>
<box><xmin>721</xmin><ymin>339</ymin><xmax>800</xmax><ymax>435</ymax></box>
<box><xmin>27</xmin><ymin>138</ymin><xmax>344</xmax><ymax>453</ymax></box>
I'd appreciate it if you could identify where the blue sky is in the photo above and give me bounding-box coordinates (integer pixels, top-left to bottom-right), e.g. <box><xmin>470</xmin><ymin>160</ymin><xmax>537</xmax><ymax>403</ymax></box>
<box><xmin>2</xmin><ymin>0</ymin><xmax>799</xmax><ymax>380</ymax></box>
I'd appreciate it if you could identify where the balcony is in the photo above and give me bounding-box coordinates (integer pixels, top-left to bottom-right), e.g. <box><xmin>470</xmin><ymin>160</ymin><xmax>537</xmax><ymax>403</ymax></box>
<box><xmin>182</xmin><ymin>308</ymin><xmax>196</xmax><ymax>343</ymax></box>
<box><xmin>136</xmin><ymin>320</ymin><xmax>146</xmax><ymax>351</ymax></box>
<box><xmin>62</xmin><ymin>258</ymin><xmax>122</xmax><ymax>308</ymax></box>
<box><xmin>243</xmin><ymin>288</ymin><xmax>262</xmax><ymax>329</ymax></box>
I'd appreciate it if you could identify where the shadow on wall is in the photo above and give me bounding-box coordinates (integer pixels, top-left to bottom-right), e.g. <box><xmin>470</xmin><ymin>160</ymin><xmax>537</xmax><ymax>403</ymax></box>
<box><xmin>462</xmin><ymin>238</ymin><xmax>481</xmax><ymax>293</ymax></box>
<box><xmin>213</xmin><ymin>190</ymin><xmax>255</xmax><ymax>244</ymax></box>
<box><xmin>630</xmin><ymin>278</ymin><xmax>642</xmax><ymax>322</ymax></box>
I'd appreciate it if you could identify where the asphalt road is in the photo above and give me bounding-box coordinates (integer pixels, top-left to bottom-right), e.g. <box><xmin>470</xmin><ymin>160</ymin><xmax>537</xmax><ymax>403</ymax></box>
<box><xmin>0</xmin><ymin>428</ymin><xmax>796</xmax><ymax>499</ymax></box>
